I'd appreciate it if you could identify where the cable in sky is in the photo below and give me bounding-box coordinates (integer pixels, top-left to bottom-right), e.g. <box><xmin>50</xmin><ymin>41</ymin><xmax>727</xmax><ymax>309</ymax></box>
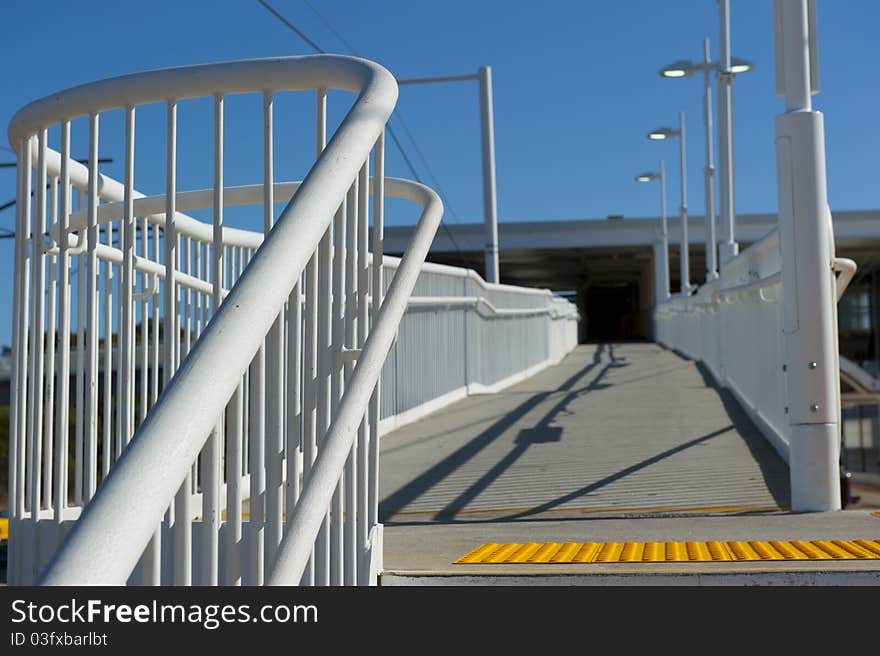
<box><xmin>255</xmin><ymin>0</ymin><xmax>477</xmax><ymax>269</ymax></box>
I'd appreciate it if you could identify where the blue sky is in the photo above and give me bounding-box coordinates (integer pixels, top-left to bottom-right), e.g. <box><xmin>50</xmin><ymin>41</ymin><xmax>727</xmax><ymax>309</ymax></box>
<box><xmin>1</xmin><ymin>1</ymin><xmax>879</xmax><ymax>345</ymax></box>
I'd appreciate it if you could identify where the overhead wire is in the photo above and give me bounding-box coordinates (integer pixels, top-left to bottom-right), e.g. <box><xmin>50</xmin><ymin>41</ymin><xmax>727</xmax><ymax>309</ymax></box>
<box><xmin>256</xmin><ymin>0</ymin><xmax>478</xmax><ymax>270</ymax></box>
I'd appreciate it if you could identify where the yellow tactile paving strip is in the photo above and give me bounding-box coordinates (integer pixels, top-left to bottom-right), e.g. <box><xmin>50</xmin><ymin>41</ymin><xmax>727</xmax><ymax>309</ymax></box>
<box><xmin>455</xmin><ymin>539</ymin><xmax>880</xmax><ymax>564</ymax></box>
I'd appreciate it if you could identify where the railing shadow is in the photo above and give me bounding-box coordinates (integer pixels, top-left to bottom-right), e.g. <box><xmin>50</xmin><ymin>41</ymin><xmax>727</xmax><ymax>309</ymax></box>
<box><xmin>381</xmin><ymin>341</ymin><xmax>792</xmax><ymax>526</ymax></box>
<box><xmin>429</xmin><ymin>345</ymin><xmax>622</xmax><ymax>521</ymax></box>
<box><xmin>692</xmin><ymin>361</ymin><xmax>791</xmax><ymax>508</ymax></box>
<box><xmin>378</xmin><ymin>343</ymin><xmax>610</xmax><ymax>521</ymax></box>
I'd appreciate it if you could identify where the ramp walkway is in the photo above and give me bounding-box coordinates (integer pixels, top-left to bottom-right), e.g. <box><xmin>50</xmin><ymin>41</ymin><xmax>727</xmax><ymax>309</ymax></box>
<box><xmin>378</xmin><ymin>343</ymin><xmax>880</xmax><ymax>584</ymax></box>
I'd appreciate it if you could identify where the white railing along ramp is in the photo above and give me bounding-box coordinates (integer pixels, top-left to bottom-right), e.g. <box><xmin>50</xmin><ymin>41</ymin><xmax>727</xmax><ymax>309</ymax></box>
<box><xmin>6</xmin><ymin>54</ymin><xmax>579</xmax><ymax>586</ymax></box>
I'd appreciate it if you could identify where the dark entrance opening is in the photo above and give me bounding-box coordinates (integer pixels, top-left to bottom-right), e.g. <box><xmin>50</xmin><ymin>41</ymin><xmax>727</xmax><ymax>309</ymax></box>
<box><xmin>584</xmin><ymin>283</ymin><xmax>639</xmax><ymax>341</ymax></box>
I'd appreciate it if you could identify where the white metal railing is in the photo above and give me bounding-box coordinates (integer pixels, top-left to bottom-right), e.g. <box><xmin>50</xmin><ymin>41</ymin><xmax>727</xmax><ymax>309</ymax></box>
<box><xmin>6</xmin><ymin>54</ymin><xmax>578</xmax><ymax>586</ymax></box>
<box><xmin>8</xmin><ymin>54</ymin><xmax>407</xmax><ymax>586</ymax></box>
<box><xmin>655</xmin><ymin>229</ymin><xmax>789</xmax><ymax>457</ymax></box>
<box><xmin>376</xmin><ymin>261</ymin><xmax>578</xmax><ymax>435</ymax></box>
<box><xmin>655</xmin><ymin>227</ymin><xmax>856</xmax><ymax>510</ymax></box>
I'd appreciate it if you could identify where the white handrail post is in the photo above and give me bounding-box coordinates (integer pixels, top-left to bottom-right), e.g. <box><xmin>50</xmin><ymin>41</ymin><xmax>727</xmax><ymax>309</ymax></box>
<box><xmin>478</xmin><ymin>66</ymin><xmax>500</xmax><ymax>284</ymax></box>
<box><xmin>774</xmin><ymin>0</ymin><xmax>840</xmax><ymax>511</ymax></box>
<box><xmin>717</xmin><ymin>0</ymin><xmax>739</xmax><ymax>266</ymax></box>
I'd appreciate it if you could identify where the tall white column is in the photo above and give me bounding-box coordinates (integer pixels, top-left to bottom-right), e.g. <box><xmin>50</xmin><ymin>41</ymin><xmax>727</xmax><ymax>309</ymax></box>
<box><xmin>775</xmin><ymin>0</ymin><xmax>840</xmax><ymax>511</ymax></box>
<box><xmin>702</xmin><ymin>38</ymin><xmax>718</xmax><ymax>281</ymax></box>
<box><xmin>478</xmin><ymin>66</ymin><xmax>499</xmax><ymax>283</ymax></box>
<box><xmin>717</xmin><ymin>0</ymin><xmax>738</xmax><ymax>265</ymax></box>
<box><xmin>656</xmin><ymin>160</ymin><xmax>670</xmax><ymax>303</ymax></box>
<box><xmin>678</xmin><ymin>112</ymin><xmax>690</xmax><ymax>295</ymax></box>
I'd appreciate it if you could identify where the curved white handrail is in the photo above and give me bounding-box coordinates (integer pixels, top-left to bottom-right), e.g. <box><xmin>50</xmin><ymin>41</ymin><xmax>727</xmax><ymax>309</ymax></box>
<box><xmin>37</xmin><ymin>55</ymin><xmax>398</xmax><ymax>585</ymax></box>
<box><xmin>9</xmin><ymin>55</ymin><xmax>395</xmax><ymax>144</ymax></box>
<box><xmin>405</xmin><ymin>296</ymin><xmax>577</xmax><ymax>319</ymax></box>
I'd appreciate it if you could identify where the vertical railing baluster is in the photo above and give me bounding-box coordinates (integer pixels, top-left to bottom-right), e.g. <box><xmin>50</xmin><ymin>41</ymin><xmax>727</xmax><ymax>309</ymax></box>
<box><xmin>184</xmin><ymin>237</ymin><xmax>192</xmax><ymax>356</ymax></box>
<box><xmin>194</xmin><ymin>242</ymin><xmax>202</xmax><ymax>335</ymax></box>
<box><xmin>121</xmin><ymin>106</ymin><xmax>136</xmax><ymax>452</ymax></box>
<box><xmin>74</xmin><ymin>193</ymin><xmax>84</xmax><ymax>507</ymax></box>
<box><xmin>151</xmin><ymin>221</ymin><xmax>160</xmax><ymax>406</ymax></box>
<box><xmin>102</xmin><ymin>220</ymin><xmax>112</xmax><ymax>478</ymax></box>
<box><xmin>139</xmin><ymin>216</ymin><xmax>149</xmax><ymax>427</ymax></box>
<box><xmin>28</xmin><ymin>129</ymin><xmax>47</xmax><ymax>525</ymax></box>
<box><xmin>343</xmin><ymin>172</ymin><xmax>360</xmax><ymax>585</ymax></box>
<box><xmin>314</xmin><ymin>87</ymin><xmax>331</xmax><ymax>586</ymax></box>
<box><xmin>164</xmin><ymin>99</ymin><xmax>190</xmax><ymax>586</ymax></box>
<box><xmin>303</xmin><ymin>248</ymin><xmax>318</xmax><ymax>587</ymax></box>
<box><xmin>368</xmin><ymin>131</ymin><xmax>385</xmax><ymax>538</ymax></box>
<box><xmin>247</xmin><ymin>341</ymin><xmax>265</xmax><ymax>585</ymax></box>
<box><xmin>10</xmin><ymin>136</ymin><xmax>32</xmax><ymax>584</ymax></box>
<box><xmin>201</xmin><ymin>93</ymin><xmax>223</xmax><ymax>586</ymax></box>
<box><xmin>43</xmin><ymin>176</ymin><xmax>58</xmax><ymax>511</ymax></box>
<box><xmin>330</xmin><ymin>198</ymin><xmax>345</xmax><ymax>586</ymax></box>
<box><xmin>54</xmin><ymin>123</ymin><xmax>72</xmax><ymax>526</ymax></box>
<box><xmin>225</xmin><ymin>382</ymin><xmax>243</xmax><ymax>585</ymax></box>
<box><xmin>356</xmin><ymin>161</ymin><xmax>370</xmax><ymax>584</ymax></box>
<box><xmin>285</xmin><ymin>275</ymin><xmax>302</xmax><ymax>547</ymax></box>
<box><xmin>316</xmin><ymin>211</ymin><xmax>332</xmax><ymax>587</ymax></box>
<box><xmin>142</xmin><ymin>197</ymin><xmax>162</xmax><ymax>586</ymax></box>
<box><xmin>264</xmin><ymin>90</ymin><xmax>284</xmax><ymax>573</ymax></box>
<box><xmin>84</xmin><ymin>115</ymin><xmax>100</xmax><ymax>503</ymax></box>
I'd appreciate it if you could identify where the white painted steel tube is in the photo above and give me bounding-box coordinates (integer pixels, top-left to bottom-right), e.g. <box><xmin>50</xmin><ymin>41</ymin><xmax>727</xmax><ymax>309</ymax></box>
<box><xmin>478</xmin><ymin>66</ymin><xmax>499</xmax><ymax>284</ymax></box>
<box><xmin>678</xmin><ymin>112</ymin><xmax>690</xmax><ymax>295</ymax></box>
<box><xmin>267</xmin><ymin>180</ymin><xmax>442</xmax><ymax>586</ymax></box>
<box><xmin>44</xmin><ymin>179</ymin><xmax>57</xmax><ymax>513</ymax></box>
<box><xmin>717</xmin><ymin>0</ymin><xmax>738</xmax><ymax>264</ymax></box>
<box><xmin>263</xmin><ymin>90</ymin><xmax>284</xmax><ymax>575</ymax></box>
<box><xmin>775</xmin><ymin>0</ymin><xmax>840</xmax><ymax>512</ymax></box>
<box><xmin>659</xmin><ymin>160</ymin><xmax>670</xmax><ymax>302</ymax></box>
<box><xmin>29</xmin><ymin>131</ymin><xmax>47</xmax><ymax>516</ymax></box>
<box><xmin>122</xmin><ymin>106</ymin><xmax>135</xmax><ymax>449</ymax></box>
<box><xmin>368</xmin><ymin>132</ymin><xmax>385</xmax><ymax>533</ymax></box>
<box><xmin>343</xmin><ymin>176</ymin><xmax>359</xmax><ymax>586</ymax></box>
<box><xmin>37</xmin><ymin>56</ymin><xmax>397</xmax><ymax>586</ymax></box>
<box><xmin>702</xmin><ymin>38</ymin><xmax>718</xmax><ymax>281</ymax></box>
<box><xmin>54</xmin><ymin>123</ymin><xmax>71</xmax><ymax>523</ymax></box>
<box><xmin>83</xmin><ymin>116</ymin><xmax>99</xmax><ymax>503</ymax></box>
<box><xmin>355</xmin><ymin>164</ymin><xmax>370</xmax><ymax>585</ymax></box>
<box><xmin>330</xmin><ymin>201</ymin><xmax>346</xmax><ymax>586</ymax></box>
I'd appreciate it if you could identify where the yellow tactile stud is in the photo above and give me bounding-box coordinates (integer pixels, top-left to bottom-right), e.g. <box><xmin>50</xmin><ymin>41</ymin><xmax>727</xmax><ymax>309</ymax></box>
<box><xmin>455</xmin><ymin>538</ymin><xmax>880</xmax><ymax>564</ymax></box>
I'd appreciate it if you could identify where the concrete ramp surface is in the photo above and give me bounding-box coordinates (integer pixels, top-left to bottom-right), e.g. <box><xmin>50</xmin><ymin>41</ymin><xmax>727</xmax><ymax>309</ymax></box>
<box><xmin>378</xmin><ymin>344</ymin><xmax>880</xmax><ymax>584</ymax></box>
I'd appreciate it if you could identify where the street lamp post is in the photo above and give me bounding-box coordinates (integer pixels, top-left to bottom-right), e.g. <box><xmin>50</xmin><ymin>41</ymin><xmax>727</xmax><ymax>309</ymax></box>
<box><xmin>397</xmin><ymin>68</ymin><xmax>500</xmax><ymax>283</ymax></box>
<box><xmin>701</xmin><ymin>38</ymin><xmax>718</xmax><ymax>281</ymax></box>
<box><xmin>636</xmin><ymin>162</ymin><xmax>669</xmax><ymax>304</ymax></box>
<box><xmin>717</xmin><ymin>0</ymin><xmax>737</xmax><ymax>265</ymax></box>
<box><xmin>647</xmin><ymin>114</ymin><xmax>690</xmax><ymax>296</ymax></box>
<box><xmin>659</xmin><ymin>20</ymin><xmax>754</xmax><ymax>277</ymax></box>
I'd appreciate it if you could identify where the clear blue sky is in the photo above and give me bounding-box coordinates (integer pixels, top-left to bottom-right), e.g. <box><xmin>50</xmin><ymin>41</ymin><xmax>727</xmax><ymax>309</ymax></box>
<box><xmin>1</xmin><ymin>1</ymin><xmax>879</xmax><ymax>346</ymax></box>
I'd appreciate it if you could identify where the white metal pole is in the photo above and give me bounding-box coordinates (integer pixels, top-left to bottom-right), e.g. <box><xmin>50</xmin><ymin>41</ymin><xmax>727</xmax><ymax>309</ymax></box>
<box><xmin>717</xmin><ymin>0</ymin><xmax>738</xmax><ymax>265</ymax></box>
<box><xmin>478</xmin><ymin>66</ymin><xmax>500</xmax><ymax>284</ymax></box>
<box><xmin>678</xmin><ymin>112</ymin><xmax>690</xmax><ymax>295</ymax></box>
<box><xmin>702</xmin><ymin>38</ymin><xmax>718</xmax><ymax>281</ymax></box>
<box><xmin>659</xmin><ymin>160</ymin><xmax>670</xmax><ymax>301</ymax></box>
<box><xmin>774</xmin><ymin>0</ymin><xmax>840</xmax><ymax>512</ymax></box>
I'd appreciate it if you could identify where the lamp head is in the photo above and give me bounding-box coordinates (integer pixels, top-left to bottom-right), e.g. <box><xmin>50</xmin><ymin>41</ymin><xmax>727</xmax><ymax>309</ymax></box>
<box><xmin>647</xmin><ymin>127</ymin><xmax>678</xmax><ymax>141</ymax></box>
<box><xmin>729</xmin><ymin>57</ymin><xmax>755</xmax><ymax>74</ymax></box>
<box><xmin>635</xmin><ymin>172</ymin><xmax>658</xmax><ymax>183</ymax></box>
<box><xmin>659</xmin><ymin>60</ymin><xmax>695</xmax><ymax>78</ymax></box>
